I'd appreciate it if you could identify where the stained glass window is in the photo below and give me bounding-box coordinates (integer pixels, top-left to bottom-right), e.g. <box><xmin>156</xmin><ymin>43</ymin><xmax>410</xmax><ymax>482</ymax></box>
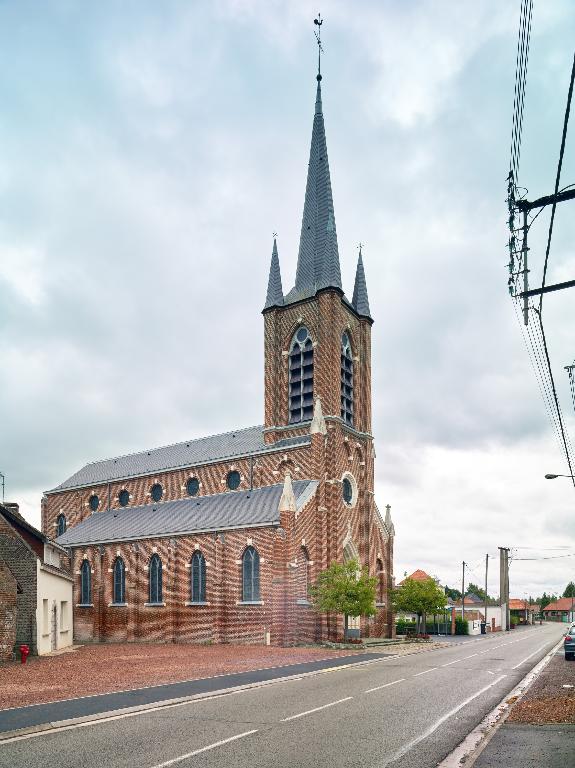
<box><xmin>151</xmin><ymin>483</ymin><xmax>163</xmax><ymax>503</ymax></box>
<box><xmin>187</xmin><ymin>477</ymin><xmax>200</xmax><ymax>496</ymax></box>
<box><xmin>242</xmin><ymin>546</ymin><xmax>260</xmax><ymax>602</ymax></box>
<box><xmin>226</xmin><ymin>471</ymin><xmax>241</xmax><ymax>490</ymax></box>
<box><xmin>89</xmin><ymin>495</ymin><xmax>99</xmax><ymax>512</ymax></box>
<box><xmin>56</xmin><ymin>514</ymin><xmax>66</xmax><ymax>537</ymax></box>
<box><xmin>149</xmin><ymin>554</ymin><xmax>162</xmax><ymax>604</ymax></box>
<box><xmin>118</xmin><ymin>489</ymin><xmax>130</xmax><ymax>507</ymax></box>
<box><xmin>113</xmin><ymin>558</ymin><xmax>125</xmax><ymax>604</ymax></box>
<box><xmin>80</xmin><ymin>560</ymin><xmax>91</xmax><ymax>605</ymax></box>
<box><xmin>191</xmin><ymin>551</ymin><xmax>206</xmax><ymax>602</ymax></box>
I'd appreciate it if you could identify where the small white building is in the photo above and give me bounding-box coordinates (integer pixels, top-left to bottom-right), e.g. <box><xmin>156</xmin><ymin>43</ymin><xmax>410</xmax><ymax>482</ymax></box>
<box><xmin>0</xmin><ymin>502</ymin><xmax>73</xmax><ymax>658</ymax></box>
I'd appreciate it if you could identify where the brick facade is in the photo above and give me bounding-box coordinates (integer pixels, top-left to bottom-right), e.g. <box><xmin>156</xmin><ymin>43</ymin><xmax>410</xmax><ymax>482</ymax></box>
<box><xmin>41</xmin><ymin>73</ymin><xmax>395</xmax><ymax>647</ymax></box>
<box><xmin>0</xmin><ymin>515</ymin><xmax>39</xmax><ymax>654</ymax></box>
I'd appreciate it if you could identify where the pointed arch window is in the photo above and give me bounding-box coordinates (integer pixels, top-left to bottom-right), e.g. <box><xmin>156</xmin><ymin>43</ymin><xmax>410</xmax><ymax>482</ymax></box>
<box><xmin>289</xmin><ymin>327</ymin><xmax>314</xmax><ymax>424</ymax></box>
<box><xmin>242</xmin><ymin>546</ymin><xmax>260</xmax><ymax>602</ymax></box>
<box><xmin>376</xmin><ymin>558</ymin><xmax>385</xmax><ymax>604</ymax></box>
<box><xmin>341</xmin><ymin>332</ymin><xmax>353</xmax><ymax>426</ymax></box>
<box><xmin>80</xmin><ymin>560</ymin><xmax>91</xmax><ymax>605</ymax></box>
<box><xmin>149</xmin><ymin>554</ymin><xmax>163</xmax><ymax>604</ymax></box>
<box><xmin>190</xmin><ymin>551</ymin><xmax>206</xmax><ymax>603</ymax></box>
<box><xmin>56</xmin><ymin>514</ymin><xmax>66</xmax><ymax>537</ymax></box>
<box><xmin>300</xmin><ymin>546</ymin><xmax>310</xmax><ymax>600</ymax></box>
<box><xmin>113</xmin><ymin>557</ymin><xmax>125</xmax><ymax>604</ymax></box>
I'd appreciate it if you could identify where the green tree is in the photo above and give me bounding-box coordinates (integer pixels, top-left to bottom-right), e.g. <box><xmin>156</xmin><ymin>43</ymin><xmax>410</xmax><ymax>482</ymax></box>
<box><xmin>563</xmin><ymin>582</ymin><xmax>575</xmax><ymax>598</ymax></box>
<box><xmin>309</xmin><ymin>560</ymin><xmax>377</xmax><ymax>638</ymax></box>
<box><xmin>467</xmin><ymin>582</ymin><xmax>488</xmax><ymax>601</ymax></box>
<box><xmin>393</xmin><ymin>577</ymin><xmax>447</xmax><ymax>633</ymax></box>
<box><xmin>444</xmin><ymin>585</ymin><xmax>461</xmax><ymax>601</ymax></box>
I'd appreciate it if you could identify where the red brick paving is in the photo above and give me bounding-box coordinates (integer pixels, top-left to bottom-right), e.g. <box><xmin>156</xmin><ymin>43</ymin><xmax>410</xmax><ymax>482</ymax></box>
<box><xmin>0</xmin><ymin>644</ymin><xmax>355</xmax><ymax>710</ymax></box>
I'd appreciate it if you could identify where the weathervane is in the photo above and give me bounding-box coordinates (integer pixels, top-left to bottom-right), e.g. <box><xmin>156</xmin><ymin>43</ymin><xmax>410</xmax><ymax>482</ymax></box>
<box><xmin>358</xmin><ymin>242</ymin><xmax>363</xmax><ymax>254</ymax></box>
<box><xmin>273</xmin><ymin>231</ymin><xmax>278</xmax><ymax>239</ymax></box>
<box><xmin>314</xmin><ymin>13</ymin><xmax>323</xmax><ymax>81</ymax></box>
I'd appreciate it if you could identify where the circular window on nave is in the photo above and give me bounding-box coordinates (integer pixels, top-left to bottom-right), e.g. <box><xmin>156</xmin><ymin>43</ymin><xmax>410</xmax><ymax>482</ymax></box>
<box><xmin>187</xmin><ymin>477</ymin><xmax>200</xmax><ymax>496</ymax></box>
<box><xmin>89</xmin><ymin>494</ymin><xmax>99</xmax><ymax>512</ymax></box>
<box><xmin>118</xmin><ymin>489</ymin><xmax>130</xmax><ymax>507</ymax></box>
<box><xmin>226</xmin><ymin>470</ymin><xmax>241</xmax><ymax>490</ymax></box>
<box><xmin>151</xmin><ymin>483</ymin><xmax>163</xmax><ymax>502</ymax></box>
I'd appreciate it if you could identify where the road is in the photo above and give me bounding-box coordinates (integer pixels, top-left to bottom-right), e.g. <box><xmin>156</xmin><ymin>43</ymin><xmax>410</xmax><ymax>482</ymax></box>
<box><xmin>0</xmin><ymin>623</ymin><xmax>564</xmax><ymax>768</ymax></box>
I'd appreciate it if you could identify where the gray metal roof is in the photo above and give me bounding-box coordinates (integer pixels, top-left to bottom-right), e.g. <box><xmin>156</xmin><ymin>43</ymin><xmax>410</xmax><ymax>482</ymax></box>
<box><xmin>263</xmin><ymin>237</ymin><xmax>284</xmax><ymax>310</ymax></box>
<box><xmin>352</xmin><ymin>250</ymin><xmax>372</xmax><ymax>319</ymax></box>
<box><xmin>284</xmin><ymin>80</ymin><xmax>343</xmax><ymax>306</ymax></box>
<box><xmin>55</xmin><ymin>480</ymin><xmax>319</xmax><ymax>547</ymax></box>
<box><xmin>49</xmin><ymin>427</ymin><xmax>311</xmax><ymax>493</ymax></box>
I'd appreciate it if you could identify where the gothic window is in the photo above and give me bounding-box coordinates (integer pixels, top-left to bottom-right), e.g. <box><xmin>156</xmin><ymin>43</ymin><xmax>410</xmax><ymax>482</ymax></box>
<box><xmin>289</xmin><ymin>326</ymin><xmax>314</xmax><ymax>424</ymax></box>
<box><xmin>300</xmin><ymin>547</ymin><xmax>310</xmax><ymax>599</ymax></box>
<box><xmin>118</xmin><ymin>489</ymin><xmax>130</xmax><ymax>507</ymax></box>
<box><xmin>80</xmin><ymin>560</ymin><xmax>91</xmax><ymax>605</ymax></box>
<box><xmin>342</xmin><ymin>478</ymin><xmax>353</xmax><ymax>504</ymax></box>
<box><xmin>190</xmin><ymin>551</ymin><xmax>206</xmax><ymax>603</ymax></box>
<box><xmin>113</xmin><ymin>557</ymin><xmax>125</xmax><ymax>604</ymax></box>
<box><xmin>151</xmin><ymin>483</ymin><xmax>163</xmax><ymax>502</ymax></box>
<box><xmin>149</xmin><ymin>554</ymin><xmax>163</xmax><ymax>604</ymax></box>
<box><xmin>242</xmin><ymin>546</ymin><xmax>260</xmax><ymax>602</ymax></box>
<box><xmin>227</xmin><ymin>470</ymin><xmax>241</xmax><ymax>490</ymax></box>
<box><xmin>56</xmin><ymin>514</ymin><xmax>66</xmax><ymax>537</ymax></box>
<box><xmin>187</xmin><ymin>477</ymin><xmax>200</xmax><ymax>496</ymax></box>
<box><xmin>89</xmin><ymin>494</ymin><xmax>99</xmax><ymax>512</ymax></box>
<box><xmin>341</xmin><ymin>332</ymin><xmax>353</xmax><ymax>426</ymax></box>
<box><xmin>376</xmin><ymin>558</ymin><xmax>385</xmax><ymax>604</ymax></box>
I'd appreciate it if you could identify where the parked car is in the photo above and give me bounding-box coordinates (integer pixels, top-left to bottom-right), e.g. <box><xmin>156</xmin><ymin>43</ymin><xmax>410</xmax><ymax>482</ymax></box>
<box><xmin>564</xmin><ymin>626</ymin><xmax>575</xmax><ymax>660</ymax></box>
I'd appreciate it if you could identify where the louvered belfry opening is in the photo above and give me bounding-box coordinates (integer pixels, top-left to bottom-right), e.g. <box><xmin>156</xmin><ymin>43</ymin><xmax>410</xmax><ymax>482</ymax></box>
<box><xmin>341</xmin><ymin>332</ymin><xmax>353</xmax><ymax>426</ymax></box>
<box><xmin>289</xmin><ymin>327</ymin><xmax>314</xmax><ymax>424</ymax></box>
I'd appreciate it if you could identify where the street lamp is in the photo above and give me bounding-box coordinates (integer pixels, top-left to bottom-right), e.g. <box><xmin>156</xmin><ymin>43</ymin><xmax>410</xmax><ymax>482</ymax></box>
<box><xmin>545</xmin><ymin>473</ymin><xmax>575</xmax><ymax>479</ymax></box>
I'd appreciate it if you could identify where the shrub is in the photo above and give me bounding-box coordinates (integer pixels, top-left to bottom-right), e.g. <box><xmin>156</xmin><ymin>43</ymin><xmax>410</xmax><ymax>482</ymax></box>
<box><xmin>455</xmin><ymin>617</ymin><xmax>469</xmax><ymax>635</ymax></box>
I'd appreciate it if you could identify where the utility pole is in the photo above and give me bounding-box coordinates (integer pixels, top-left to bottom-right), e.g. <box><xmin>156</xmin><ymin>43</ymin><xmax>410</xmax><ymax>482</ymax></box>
<box><xmin>484</xmin><ymin>554</ymin><xmax>489</xmax><ymax>631</ymax></box>
<box><xmin>499</xmin><ymin>547</ymin><xmax>510</xmax><ymax>631</ymax></box>
<box><xmin>521</xmin><ymin>209</ymin><xmax>529</xmax><ymax>325</ymax></box>
<box><xmin>461</xmin><ymin>561</ymin><xmax>466</xmax><ymax>620</ymax></box>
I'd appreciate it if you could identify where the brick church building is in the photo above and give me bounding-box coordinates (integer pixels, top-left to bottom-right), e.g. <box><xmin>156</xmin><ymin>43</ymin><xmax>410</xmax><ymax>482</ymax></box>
<box><xmin>43</xmin><ymin>66</ymin><xmax>396</xmax><ymax>646</ymax></box>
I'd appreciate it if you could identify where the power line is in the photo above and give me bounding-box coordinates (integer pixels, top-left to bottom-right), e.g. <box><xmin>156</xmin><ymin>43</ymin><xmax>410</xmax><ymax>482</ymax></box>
<box><xmin>539</xmin><ymin>50</ymin><xmax>575</xmax><ymax>312</ymax></box>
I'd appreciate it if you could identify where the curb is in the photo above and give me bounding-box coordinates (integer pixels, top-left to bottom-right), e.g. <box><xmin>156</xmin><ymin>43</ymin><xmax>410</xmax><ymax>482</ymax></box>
<box><xmin>438</xmin><ymin>633</ymin><xmax>565</xmax><ymax>768</ymax></box>
<box><xmin>0</xmin><ymin>653</ymin><xmax>398</xmax><ymax>744</ymax></box>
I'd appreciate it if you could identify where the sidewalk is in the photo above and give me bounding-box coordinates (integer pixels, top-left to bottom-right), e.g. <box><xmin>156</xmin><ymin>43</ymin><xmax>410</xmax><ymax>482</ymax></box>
<box><xmin>474</xmin><ymin>646</ymin><xmax>575</xmax><ymax>767</ymax></box>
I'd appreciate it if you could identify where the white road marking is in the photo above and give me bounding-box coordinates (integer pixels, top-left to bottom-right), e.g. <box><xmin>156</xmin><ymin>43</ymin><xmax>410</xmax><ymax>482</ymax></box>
<box><xmin>365</xmin><ymin>679</ymin><xmax>406</xmax><ymax>694</ymax></box>
<box><xmin>148</xmin><ymin>730</ymin><xmax>259</xmax><ymax>768</ymax></box>
<box><xmin>441</xmin><ymin>659</ymin><xmax>462</xmax><ymax>668</ymax></box>
<box><xmin>511</xmin><ymin>643</ymin><xmax>549</xmax><ymax>670</ymax></box>
<box><xmin>377</xmin><ymin>675</ymin><xmax>507</xmax><ymax>767</ymax></box>
<box><xmin>413</xmin><ymin>667</ymin><xmax>438</xmax><ymax>677</ymax></box>
<box><xmin>280</xmin><ymin>696</ymin><xmax>353</xmax><ymax>722</ymax></box>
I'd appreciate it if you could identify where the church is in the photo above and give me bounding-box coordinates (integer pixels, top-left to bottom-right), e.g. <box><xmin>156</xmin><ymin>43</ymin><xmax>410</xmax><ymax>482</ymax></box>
<box><xmin>43</xmin><ymin>56</ymin><xmax>396</xmax><ymax>646</ymax></box>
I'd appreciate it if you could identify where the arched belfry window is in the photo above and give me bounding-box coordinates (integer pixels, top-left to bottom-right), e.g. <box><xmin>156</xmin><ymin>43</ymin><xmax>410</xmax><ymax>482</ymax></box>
<box><xmin>80</xmin><ymin>560</ymin><xmax>91</xmax><ymax>605</ymax></box>
<box><xmin>289</xmin><ymin>327</ymin><xmax>314</xmax><ymax>424</ymax></box>
<box><xmin>190</xmin><ymin>551</ymin><xmax>206</xmax><ymax>603</ymax></box>
<box><xmin>341</xmin><ymin>332</ymin><xmax>354</xmax><ymax>426</ymax></box>
<box><xmin>149</xmin><ymin>554</ymin><xmax>163</xmax><ymax>604</ymax></box>
<box><xmin>242</xmin><ymin>546</ymin><xmax>260</xmax><ymax>602</ymax></box>
<box><xmin>113</xmin><ymin>557</ymin><xmax>125</xmax><ymax>604</ymax></box>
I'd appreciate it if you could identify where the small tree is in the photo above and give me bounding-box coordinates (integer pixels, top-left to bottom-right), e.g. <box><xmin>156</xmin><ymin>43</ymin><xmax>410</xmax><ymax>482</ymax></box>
<box><xmin>310</xmin><ymin>559</ymin><xmax>377</xmax><ymax>638</ymax></box>
<box><xmin>393</xmin><ymin>577</ymin><xmax>447</xmax><ymax>633</ymax></box>
<box><xmin>563</xmin><ymin>582</ymin><xmax>575</xmax><ymax>598</ymax></box>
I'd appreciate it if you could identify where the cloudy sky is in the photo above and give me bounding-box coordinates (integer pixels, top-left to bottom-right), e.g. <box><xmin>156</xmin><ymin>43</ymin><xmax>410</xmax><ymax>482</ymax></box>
<box><xmin>1</xmin><ymin>0</ymin><xmax>574</xmax><ymax>600</ymax></box>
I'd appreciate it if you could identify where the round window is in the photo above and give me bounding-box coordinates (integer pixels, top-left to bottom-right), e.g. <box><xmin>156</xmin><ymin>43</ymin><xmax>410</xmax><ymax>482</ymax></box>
<box><xmin>226</xmin><ymin>471</ymin><xmax>241</xmax><ymax>490</ymax></box>
<box><xmin>296</xmin><ymin>327</ymin><xmax>308</xmax><ymax>343</ymax></box>
<box><xmin>118</xmin><ymin>489</ymin><xmax>130</xmax><ymax>507</ymax></box>
<box><xmin>186</xmin><ymin>477</ymin><xmax>199</xmax><ymax>496</ymax></box>
<box><xmin>151</xmin><ymin>483</ymin><xmax>163</xmax><ymax>502</ymax></box>
<box><xmin>342</xmin><ymin>478</ymin><xmax>353</xmax><ymax>504</ymax></box>
<box><xmin>89</xmin><ymin>494</ymin><xmax>99</xmax><ymax>512</ymax></box>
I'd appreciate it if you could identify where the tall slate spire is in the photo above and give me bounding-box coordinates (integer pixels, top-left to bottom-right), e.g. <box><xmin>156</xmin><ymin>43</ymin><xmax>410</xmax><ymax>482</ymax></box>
<box><xmin>285</xmin><ymin>76</ymin><xmax>342</xmax><ymax>303</ymax></box>
<box><xmin>352</xmin><ymin>247</ymin><xmax>371</xmax><ymax>318</ymax></box>
<box><xmin>264</xmin><ymin>237</ymin><xmax>284</xmax><ymax>310</ymax></box>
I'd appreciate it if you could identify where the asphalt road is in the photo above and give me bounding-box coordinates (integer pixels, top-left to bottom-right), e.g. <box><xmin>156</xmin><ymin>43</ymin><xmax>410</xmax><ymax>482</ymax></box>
<box><xmin>0</xmin><ymin>623</ymin><xmax>565</xmax><ymax>768</ymax></box>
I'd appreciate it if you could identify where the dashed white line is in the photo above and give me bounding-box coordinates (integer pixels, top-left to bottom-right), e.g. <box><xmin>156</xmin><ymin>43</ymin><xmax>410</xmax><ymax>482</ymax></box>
<box><xmin>413</xmin><ymin>667</ymin><xmax>438</xmax><ymax>677</ymax></box>
<box><xmin>148</xmin><ymin>730</ymin><xmax>259</xmax><ymax>768</ymax></box>
<box><xmin>365</xmin><ymin>678</ymin><xmax>406</xmax><ymax>694</ymax></box>
<box><xmin>511</xmin><ymin>643</ymin><xmax>549</xmax><ymax>670</ymax></box>
<box><xmin>377</xmin><ymin>675</ymin><xmax>507</xmax><ymax>767</ymax></box>
<box><xmin>280</xmin><ymin>697</ymin><xmax>353</xmax><ymax>722</ymax></box>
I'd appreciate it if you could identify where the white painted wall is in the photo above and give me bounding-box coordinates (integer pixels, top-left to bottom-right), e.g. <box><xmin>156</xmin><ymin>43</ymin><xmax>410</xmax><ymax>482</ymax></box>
<box><xmin>36</xmin><ymin>562</ymin><xmax>74</xmax><ymax>655</ymax></box>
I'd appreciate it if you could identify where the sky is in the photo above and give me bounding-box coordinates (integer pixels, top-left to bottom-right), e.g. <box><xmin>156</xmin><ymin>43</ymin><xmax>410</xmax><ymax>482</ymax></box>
<box><xmin>0</xmin><ymin>0</ymin><xmax>574</xmax><ymax>601</ymax></box>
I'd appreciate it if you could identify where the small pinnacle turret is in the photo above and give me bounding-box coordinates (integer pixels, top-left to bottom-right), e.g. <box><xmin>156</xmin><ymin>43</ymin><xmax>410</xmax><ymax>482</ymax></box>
<box><xmin>263</xmin><ymin>237</ymin><xmax>284</xmax><ymax>310</ymax></box>
<box><xmin>352</xmin><ymin>247</ymin><xmax>371</xmax><ymax>319</ymax></box>
<box><xmin>279</xmin><ymin>471</ymin><xmax>297</xmax><ymax>513</ymax></box>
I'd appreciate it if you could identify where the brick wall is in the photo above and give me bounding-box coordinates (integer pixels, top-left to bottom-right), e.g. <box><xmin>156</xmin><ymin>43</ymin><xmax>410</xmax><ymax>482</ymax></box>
<box><xmin>0</xmin><ymin>517</ymin><xmax>38</xmax><ymax>653</ymax></box>
<box><xmin>0</xmin><ymin>556</ymin><xmax>17</xmax><ymax>660</ymax></box>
